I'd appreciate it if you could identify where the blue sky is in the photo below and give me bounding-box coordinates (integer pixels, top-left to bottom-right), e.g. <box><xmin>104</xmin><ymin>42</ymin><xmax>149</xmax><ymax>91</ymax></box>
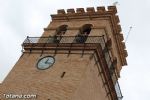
<box><xmin>0</xmin><ymin>0</ymin><xmax>150</xmax><ymax>100</ymax></box>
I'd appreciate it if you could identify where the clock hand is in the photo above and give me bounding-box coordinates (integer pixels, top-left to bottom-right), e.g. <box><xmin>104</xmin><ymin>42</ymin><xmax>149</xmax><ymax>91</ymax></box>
<box><xmin>45</xmin><ymin>58</ymin><xmax>49</xmax><ymax>64</ymax></box>
<box><xmin>47</xmin><ymin>62</ymin><xmax>52</xmax><ymax>64</ymax></box>
<box><xmin>45</xmin><ymin>59</ymin><xmax>53</xmax><ymax>64</ymax></box>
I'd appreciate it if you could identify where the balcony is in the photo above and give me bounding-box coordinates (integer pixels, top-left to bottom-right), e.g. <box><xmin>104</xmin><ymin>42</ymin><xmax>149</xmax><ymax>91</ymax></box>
<box><xmin>22</xmin><ymin>35</ymin><xmax>123</xmax><ymax>100</ymax></box>
<box><xmin>22</xmin><ymin>36</ymin><xmax>105</xmax><ymax>45</ymax></box>
<box><xmin>22</xmin><ymin>36</ymin><xmax>106</xmax><ymax>53</ymax></box>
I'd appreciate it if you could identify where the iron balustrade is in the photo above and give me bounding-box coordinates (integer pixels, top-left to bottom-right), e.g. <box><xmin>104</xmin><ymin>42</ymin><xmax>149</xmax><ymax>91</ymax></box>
<box><xmin>22</xmin><ymin>35</ymin><xmax>123</xmax><ymax>100</ymax></box>
<box><xmin>102</xmin><ymin>36</ymin><xmax>123</xmax><ymax>100</ymax></box>
<box><xmin>115</xmin><ymin>81</ymin><xmax>123</xmax><ymax>100</ymax></box>
<box><xmin>23</xmin><ymin>36</ymin><xmax>105</xmax><ymax>44</ymax></box>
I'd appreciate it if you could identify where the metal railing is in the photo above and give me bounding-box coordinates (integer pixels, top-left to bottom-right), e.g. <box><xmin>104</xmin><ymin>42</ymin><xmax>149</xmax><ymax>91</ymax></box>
<box><xmin>22</xmin><ymin>35</ymin><xmax>123</xmax><ymax>100</ymax></box>
<box><xmin>102</xmin><ymin>37</ymin><xmax>123</xmax><ymax>100</ymax></box>
<box><xmin>115</xmin><ymin>81</ymin><xmax>123</xmax><ymax>100</ymax></box>
<box><xmin>23</xmin><ymin>36</ymin><xmax>105</xmax><ymax>44</ymax></box>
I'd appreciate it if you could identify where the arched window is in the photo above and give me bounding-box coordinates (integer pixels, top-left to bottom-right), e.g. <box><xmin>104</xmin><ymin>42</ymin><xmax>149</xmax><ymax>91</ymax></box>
<box><xmin>56</xmin><ymin>25</ymin><xmax>68</xmax><ymax>35</ymax></box>
<box><xmin>80</xmin><ymin>24</ymin><xmax>92</xmax><ymax>35</ymax></box>
<box><xmin>75</xmin><ymin>24</ymin><xmax>92</xmax><ymax>43</ymax></box>
<box><xmin>53</xmin><ymin>25</ymin><xmax>68</xmax><ymax>43</ymax></box>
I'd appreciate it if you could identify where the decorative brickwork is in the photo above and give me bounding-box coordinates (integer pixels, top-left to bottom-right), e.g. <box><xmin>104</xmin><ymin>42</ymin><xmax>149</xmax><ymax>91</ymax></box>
<box><xmin>50</xmin><ymin>6</ymin><xmax>127</xmax><ymax>66</ymax></box>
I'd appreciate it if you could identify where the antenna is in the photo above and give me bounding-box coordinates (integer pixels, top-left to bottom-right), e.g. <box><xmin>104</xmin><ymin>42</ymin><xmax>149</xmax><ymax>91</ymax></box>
<box><xmin>125</xmin><ymin>26</ymin><xmax>132</xmax><ymax>43</ymax></box>
<box><xmin>113</xmin><ymin>1</ymin><xmax>119</xmax><ymax>6</ymax></box>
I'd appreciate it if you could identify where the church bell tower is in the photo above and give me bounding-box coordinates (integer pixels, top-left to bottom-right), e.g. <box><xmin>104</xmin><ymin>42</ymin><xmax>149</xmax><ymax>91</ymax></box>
<box><xmin>0</xmin><ymin>6</ymin><xmax>127</xmax><ymax>100</ymax></box>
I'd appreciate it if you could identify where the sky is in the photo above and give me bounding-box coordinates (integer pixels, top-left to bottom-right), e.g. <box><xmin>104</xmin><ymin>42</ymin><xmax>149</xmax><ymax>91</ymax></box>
<box><xmin>0</xmin><ymin>0</ymin><xmax>150</xmax><ymax>100</ymax></box>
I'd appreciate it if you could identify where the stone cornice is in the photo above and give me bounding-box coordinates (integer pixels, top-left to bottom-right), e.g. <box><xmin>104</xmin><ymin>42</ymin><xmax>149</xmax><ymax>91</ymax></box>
<box><xmin>51</xmin><ymin>6</ymin><xmax>117</xmax><ymax>21</ymax></box>
<box><xmin>50</xmin><ymin>6</ymin><xmax>127</xmax><ymax>66</ymax></box>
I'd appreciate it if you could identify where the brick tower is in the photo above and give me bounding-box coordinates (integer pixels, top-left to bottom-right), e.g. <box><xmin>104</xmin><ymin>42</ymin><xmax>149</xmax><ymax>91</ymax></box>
<box><xmin>0</xmin><ymin>6</ymin><xmax>127</xmax><ymax>100</ymax></box>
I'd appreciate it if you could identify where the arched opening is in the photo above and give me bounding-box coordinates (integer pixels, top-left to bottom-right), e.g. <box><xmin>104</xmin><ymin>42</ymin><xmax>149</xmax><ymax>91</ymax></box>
<box><xmin>80</xmin><ymin>24</ymin><xmax>92</xmax><ymax>35</ymax></box>
<box><xmin>75</xmin><ymin>24</ymin><xmax>93</xmax><ymax>43</ymax></box>
<box><xmin>52</xmin><ymin>25</ymin><xmax>68</xmax><ymax>43</ymax></box>
<box><xmin>56</xmin><ymin>25</ymin><xmax>68</xmax><ymax>35</ymax></box>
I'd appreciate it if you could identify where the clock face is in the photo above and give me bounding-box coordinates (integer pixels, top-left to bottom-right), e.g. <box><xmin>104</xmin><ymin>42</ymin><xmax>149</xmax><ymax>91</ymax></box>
<box><xmin>37</xmin><ymin>56</ymin><xmax>55</xmax><ymax>70</ymax></box>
